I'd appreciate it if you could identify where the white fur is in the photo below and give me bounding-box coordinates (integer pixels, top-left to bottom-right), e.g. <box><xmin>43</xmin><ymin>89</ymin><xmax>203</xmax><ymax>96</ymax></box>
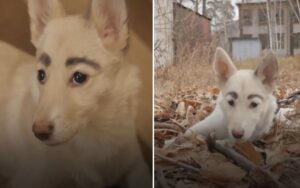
<box><xmin>0</xmin><ymin>0</ymin><xmax>150</xmax><ymax>187</ymax></box>
<box><xmin>186</xmin><ymin>47</ymin><xmax>278</xmax><ymax>141</ymax></box>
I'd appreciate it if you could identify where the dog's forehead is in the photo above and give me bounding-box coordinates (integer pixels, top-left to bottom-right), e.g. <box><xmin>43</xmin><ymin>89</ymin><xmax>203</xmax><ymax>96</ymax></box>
<box><xmin>39</xmin><ymin>16</ymin><xmax>112</xmax><ymax>65</ymax></box>
<box><xmin>223</xmin><ymin>70</ymin><xmax>266</xmax><ymax>97</ymax></box>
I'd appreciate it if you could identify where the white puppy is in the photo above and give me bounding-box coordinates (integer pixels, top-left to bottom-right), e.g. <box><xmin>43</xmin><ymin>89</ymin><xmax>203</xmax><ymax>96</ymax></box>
<box><xmin>186</xmin><ymin>47</ymin><xmax>278</xmax><ymax>141</ymax></box>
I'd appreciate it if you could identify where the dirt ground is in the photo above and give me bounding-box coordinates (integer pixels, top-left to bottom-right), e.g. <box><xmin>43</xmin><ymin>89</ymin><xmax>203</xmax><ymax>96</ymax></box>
<box><xmin>154</xmin><ymin>55</ymin><xmax>300</xmax><ymax>188</ymax></box>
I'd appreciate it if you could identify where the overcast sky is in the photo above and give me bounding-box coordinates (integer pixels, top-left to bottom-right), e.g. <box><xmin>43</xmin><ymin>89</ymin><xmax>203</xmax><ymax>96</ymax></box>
<box><xmin>232</xmin><ymin>0</ymin><xmax>239</xmax><ymax>20</ymax></box>
<box><xmin>182</xmin><ymin>0</ymin><xmax>240</xmax><ymax>20</ymax></box>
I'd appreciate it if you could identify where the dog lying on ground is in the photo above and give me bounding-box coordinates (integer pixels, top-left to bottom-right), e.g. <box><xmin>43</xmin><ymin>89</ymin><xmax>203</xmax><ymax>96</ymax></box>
<box><xmin>185</xmin><ymin>47</ymin><xmax>278</xmax><ymax>142</ymax></box>
<box><xmin>0</xmin><ymin>0</ymin><xmax>150</xmax><ymax>187</ymax></box>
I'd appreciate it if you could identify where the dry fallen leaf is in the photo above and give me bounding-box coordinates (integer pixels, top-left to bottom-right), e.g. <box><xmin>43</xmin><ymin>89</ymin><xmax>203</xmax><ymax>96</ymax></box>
<box><xmin>154</xmin><ymin>112</ymin><xmax>173</xmax><ymax>122</ymax></box>
<box><xmin>285</xmin><ymin>144</ymin><xmax>300</xmax><ymax>157</ymax></box>
<box><xmin>183</xmin><ymin>99</ymin><xmax>202</xmax><ymax>109</ymax></box>
<box><xmin>234</xmin><ymin>142</ymin><xmax>264</xmax><ymax>166</ymax></box>
<box><xmin>260</xmin><ymin>123</ymin><xmax>281</xmax><ymax>144</ymax></box>
<box><xmin>203</xmin><ymin>106</ymin><xmax>213</xmax><ymax>114</ymax></box>
<box><xmin>199</xmin><ymin>162</ymin><xmax>246</xmax><ymax>183</ymax></box>
<box><xmin>176</xmin><ymin>101</ymin><xmax>186</xmax><ymax>117</ymax></box>
<box><xmin>210</xmin><ymin>87</ymin><xmax>220</xmax><ymax>95</ymax></box>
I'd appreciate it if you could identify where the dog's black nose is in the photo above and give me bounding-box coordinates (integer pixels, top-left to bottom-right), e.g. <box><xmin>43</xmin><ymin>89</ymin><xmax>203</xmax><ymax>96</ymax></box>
<box><xmin>232</xmin><ymin>128</ymin><xmax>244</xmax><ymax>139</ymax></box>
<box><xmin>32</xmin><ymin>121</ymin><xmax>54</xmax><ymax>141</ymax></box>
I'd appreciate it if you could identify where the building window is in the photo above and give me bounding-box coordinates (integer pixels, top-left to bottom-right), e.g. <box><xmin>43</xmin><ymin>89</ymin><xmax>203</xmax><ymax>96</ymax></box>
<box><xmin>242</xmin><ymin>34</ymin><xmax>252</xmax><ymax>38</ymax></box>
<box><xmin>276</xmin><ymin>33</ymin><xmax>285</xmax><ymax>49</ymax></box>
<box><xmin>258</xmin><ymin>8</ymin><xmax>267</xmax><ymax>25</ymax></box>
<box><xmin>276</xmin><ymin>8</ymin><xmax>284</xmax><ymax>25</ymax></box>
<box><xmin>293</xmin><ymin>33</ymin><xmax>300</xmax><ymax>49</ymax></box>
<box><xmin>292</xmin><ymin>11</ymin><xmax>300</xmax><ymax>24</ymax></box>
<box><xmin>242</xmin><ymin>9</ymin><xmax>252</xmax><ymax>26</ymax></box>
<box><xmin>259</xmin><ymin>34</ymin><xmax>269</xmax><ymax>49</ymax></box>
<box><xmin>259</xmin><ymin>34</ymin><xmax>284</xmax><ymax>50</ymax></box>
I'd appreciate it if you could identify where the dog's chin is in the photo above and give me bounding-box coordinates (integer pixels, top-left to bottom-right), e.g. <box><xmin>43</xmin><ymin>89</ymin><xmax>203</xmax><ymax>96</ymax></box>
<box><xmin>234</xmin><ymin>138</ymin><xmax>247</xmax><ymax>143</ymax></box>
<box><xmin>228</xmin><ymin>134</ymin><xmax>251</xmax><ymax>143</ymax></box>
<box><xmin>43</xmin><ymin>139</ymin><xmax>68</xmax><ymax>147</ymax></box>
<box><xmin>42</xmin><ymin>135</ymin><xmax>75</xmax><ymax>147</ymax></box>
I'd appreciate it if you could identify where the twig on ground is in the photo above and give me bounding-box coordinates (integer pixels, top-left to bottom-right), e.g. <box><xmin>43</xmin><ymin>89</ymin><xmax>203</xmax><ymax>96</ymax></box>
<box><xmin>277</xmin><ymin>90</ymin><xmax>300</xmax><ymax>108</ymax></box>
<box><xmin>155</xmin><ymin>129</ymin><xmax>179</xmax><ymax>134</ymax></box>
<box><xmin>156</xmin><ymin>170</ymin><xmax>171</xmax><ymax>188</ymax></box>
<box><xmin>155</xmin><ymin>153</ymin><xmax>201</xmax><ymax>173</ymax></box>
<box><xmin>206</xmin><ymin>135</ymin><xmax>287</xmax><ymax>188</ymax></box>
<box><xmin>169</xmin><ymin>119</ymin><xmax>187</xmax><ymax>132</ymax></box>
<box><xmin>155</xmin><ymin>122</ymin><xmax>181</xmax><ymax>131</ymax></box>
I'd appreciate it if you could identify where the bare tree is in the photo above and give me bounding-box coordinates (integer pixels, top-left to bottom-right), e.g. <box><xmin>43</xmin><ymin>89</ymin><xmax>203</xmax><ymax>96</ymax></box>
<box><xmin>266</xmin><ymin>0</ymin><xmax>274</xmax><ymax>50</ymax></box>
<box><xmin>258</xmin><ymin>0</ymin><xmax>283</xmax><ymax>51</ymax></box>
<box><xmin>177</xmin><ymin>0</ymin><xmax>185</xmax><ymax>4</ymax></box>
<box><xmin>203</xmin><ymin>0</ymin><xmax>207</xmax><ymax>16</ymax></box>
<box><xmin>207</xmin><ymin>0</ymin><xmax>235</xmax><ymax>51</ymax></box>
<box><xmin>288</xmin><ymin>0</ymin><xmax>300</xmax><ymax>23</ymax></box>
<box><xmin>177</xmin><ymin>0</ymin><xmax>204</xmax><ymax>14</ymax></box>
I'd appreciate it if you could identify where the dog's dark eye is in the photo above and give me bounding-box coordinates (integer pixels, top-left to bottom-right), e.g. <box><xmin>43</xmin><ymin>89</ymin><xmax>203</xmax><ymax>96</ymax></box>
<box><xmin>228</xmin><ymin>100</ymin><xmax>235</xmax><ymax>106</ymax></box>
<box><xmin>37</xmin><ymin>70</ymin><xmax>46</xmax><ymax>84</ymax></box>
<box><xmin>250</xmin><ymin>102</ymin><xmax>258</xmax><ymax>108</ymax></box>
<box><xmin>72</xmin><ymin>72</ymin><xmax>88</xmax><ymax>85</ymax></box>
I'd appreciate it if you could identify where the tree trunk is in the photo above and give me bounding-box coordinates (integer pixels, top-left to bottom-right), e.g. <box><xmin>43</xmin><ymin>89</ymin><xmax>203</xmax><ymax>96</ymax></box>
<box><xmin>194</xmin><ymin>0</ymin><xmax>199</xmax><ymax>13</ymax></box>
<box><xmin>202</xmin><ymin>0</ymin><xmax>206</xmax><ymax>16</ymax></box>
<box><xmin>266</xmin><ymin>0</ymin><xmax>274</xmax><ymax>50</ymax></box>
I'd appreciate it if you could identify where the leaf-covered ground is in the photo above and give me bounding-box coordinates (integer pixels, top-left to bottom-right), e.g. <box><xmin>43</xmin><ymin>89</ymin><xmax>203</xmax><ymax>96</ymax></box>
<box><xmin>154</xmin><ymin>56</ymin><xmax>300</xmax><ymax>188</ymax></box>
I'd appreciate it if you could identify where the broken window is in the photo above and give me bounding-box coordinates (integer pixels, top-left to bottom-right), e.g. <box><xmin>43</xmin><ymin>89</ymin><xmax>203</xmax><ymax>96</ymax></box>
<box><xmin>293</xmin><ymin>33</ymin><xmax>300</xmax><ymax>49</ymax></box>
<box><xmin>292</xmin><ymin>9</ymin><xmax>300</xmax><ymax>24</ymax></box>
<box><xmin>258</xmin><ymin>8</ymin><xmax>267</xmax><ymax>25</ymax></box>
<box><xmin>259</xmin><ymin>34</ymin><xmax>269</xmax><ymax>49</ymax></box>
<box><xmin>276</xmin><ymin>8</ymin><xmax>284</xmax><ymax>25</ymax></box>
<box><xmin>242</xmin><ymin>9</ymin><xmax>252</xmax><ymax>26</ymax></box>
<box><xmin>276</xmin><ymin>33</ymin><xmax>285</xmax><ymax>49</ymax></box>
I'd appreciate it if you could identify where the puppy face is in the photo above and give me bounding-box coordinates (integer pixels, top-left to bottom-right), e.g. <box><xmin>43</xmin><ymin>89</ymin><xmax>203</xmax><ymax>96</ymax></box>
<box><xmin>28</xmin><ymin>0</ymin><xmax>128</xmax><ymax>145</ymax></box>
<box><xmin>214</xmin><ymin>48</ymin><xmax>278</xmax><ymax>141</ymax></box>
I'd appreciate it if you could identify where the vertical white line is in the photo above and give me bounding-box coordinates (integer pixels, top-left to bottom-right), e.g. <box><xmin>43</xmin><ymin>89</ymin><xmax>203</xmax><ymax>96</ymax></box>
<box><xmin>152</xmin><ymin>1</ymin><xmax>155</xmax><ymax>187</ymax></box>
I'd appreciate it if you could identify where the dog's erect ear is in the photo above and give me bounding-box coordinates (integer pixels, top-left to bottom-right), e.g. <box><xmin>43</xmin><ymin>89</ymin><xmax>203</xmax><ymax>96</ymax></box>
<box><xmin>254</xmin><ymin>50</ymin><xmax>278</xmax><ymax>91</ymax></box>
<box><xmin>88</xmin><ymin>0</ymin><xmax>128</xmax><ymax>51</ymax></box>
<box><xmin>28</xmin><ymin>0</ymin><xmax>66</xmax><ymax>47</ymax></box>
<box><xmin>213</xmin><ymin>47</ymin><xmax>237</xmax><ymax>85</ymax></box>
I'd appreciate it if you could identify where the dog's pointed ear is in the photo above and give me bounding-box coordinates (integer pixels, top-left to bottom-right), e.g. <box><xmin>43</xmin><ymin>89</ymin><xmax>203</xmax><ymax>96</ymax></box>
<box><xmin>28</xmin><ymin>0</ymin><xmax>66</xmax><ymax>47</ymax></box>
<box><xmin>87</xmin><ymin>0</ymin><xmax>128</xmax><ymax>51</ymax></box>
<box><xmin>254</xmin><ymin>50</ymin><xmax>278</xmax><ymax>91</ymax></box>
<box><xmin>213</xmin><ymin>47</ymin><xmax>237</xmax><ymax>86</ymax></box>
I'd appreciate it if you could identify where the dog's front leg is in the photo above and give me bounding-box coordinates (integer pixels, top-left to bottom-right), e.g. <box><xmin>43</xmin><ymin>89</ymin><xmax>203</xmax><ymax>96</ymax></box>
<box><xmin>123</xmin><ymin>152</ymin><xmax>151</xmax><ymax>188</ymax></box>
<box><xmin>185</xmin><ymin>105</ymin><xmax>228</xmax><ymax>140</ymax></box>
<box><xmin>11</xmin><ymin>166</ymin><xmax>53</xmax><ymax>188</ymax></box>
<box><xmin>72</xmin><ymin>168</ymin><xmax>105</xmax><ymax>188</ymax></box>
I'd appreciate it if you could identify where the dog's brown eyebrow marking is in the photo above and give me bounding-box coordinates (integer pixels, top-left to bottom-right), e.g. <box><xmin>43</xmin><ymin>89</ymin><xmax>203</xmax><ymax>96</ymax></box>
<box><xmin>226</xmin><ymin>91</ymin><xmax>238</xmax><ymax>99</ymax></box>
<box><xmin>248</xmin><ymin>94</ymin><xmax>264</xmax><ymax>100</ymax></box>
<box><xmin>39</xmin><ymin>53</ymin><xmax>51</xmax><ymax>66</ymax></box>
<box><xmin>66</xmin><ymin>57</ymin><xmax>100</xmax><ymax>69</ymax></box>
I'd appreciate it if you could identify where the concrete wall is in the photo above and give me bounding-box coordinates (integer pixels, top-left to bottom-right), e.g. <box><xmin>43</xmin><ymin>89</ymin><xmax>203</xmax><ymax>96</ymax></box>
<box><xmin>154</xmin><ymin>0</ymin><xmax>174</xmax><ymax>67</ymax></box>
<box><xmin>173</xmin><ymin>3</ymin><xmax>211</xmax><ymax>63</ymax></box>
<box><xmin>232</xmin><ymin>39</ymin><xmax>261</xmax><ymax>60</ymax></box>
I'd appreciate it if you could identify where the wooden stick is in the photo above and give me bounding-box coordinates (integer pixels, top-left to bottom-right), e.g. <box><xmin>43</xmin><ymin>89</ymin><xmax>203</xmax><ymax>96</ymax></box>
<box><xmin>155</xmin><ymin>122</ymin><xmax>181</xmax><ymax>131</ymax></box>
<box><xmin>277</xmin><ymin>90</ymin><xmax>300</xmax><ymax>107</ymax></box>
<box><xmin>155</xmin><ymin>153</ymin><xmax>201</xmax><ymax>173</ymax></box>
<box><xmin>154</xmin><ymin>129</ymin><xmax>179</xmax><ymax>134</ymax></box>
<box><xmin>169</xmin><ymin>119</ymin><xmax>187</xmax><ymax>132</ymax></box>
<box><xmin>155</xmin><ymin>170</ymin><xmax>171</xmax><ymax>188</ymax></box>
<box><xmin>206</xmin><ymin>135</ymin><xmax>287</xmax><ymax>188</ymax></box>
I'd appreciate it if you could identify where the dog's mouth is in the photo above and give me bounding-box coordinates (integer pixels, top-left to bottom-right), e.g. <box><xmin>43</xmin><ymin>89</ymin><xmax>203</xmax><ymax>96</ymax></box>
<box><xmin>233</xmin><ymin>137</ymin><xmax>247</xmax><ymax>143</ymax></box>
<box><xmin>39</xmin><ymin>131</ymin><xmax>77</xmax><ymax>147</ymax></box>
<box><xmin>34</xmin><ymin>121</ymin><xmax>85</xmax><ymax>146</ymax></box>
<box><xmin>230</xmin><ymin>132</ymin><xmax>254</xmax><ymax>142</ymax></box>
<box><xmin>42</xmin><ymin>139</ymin><xmax>70</xmax><ymax>147</ymax></box>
